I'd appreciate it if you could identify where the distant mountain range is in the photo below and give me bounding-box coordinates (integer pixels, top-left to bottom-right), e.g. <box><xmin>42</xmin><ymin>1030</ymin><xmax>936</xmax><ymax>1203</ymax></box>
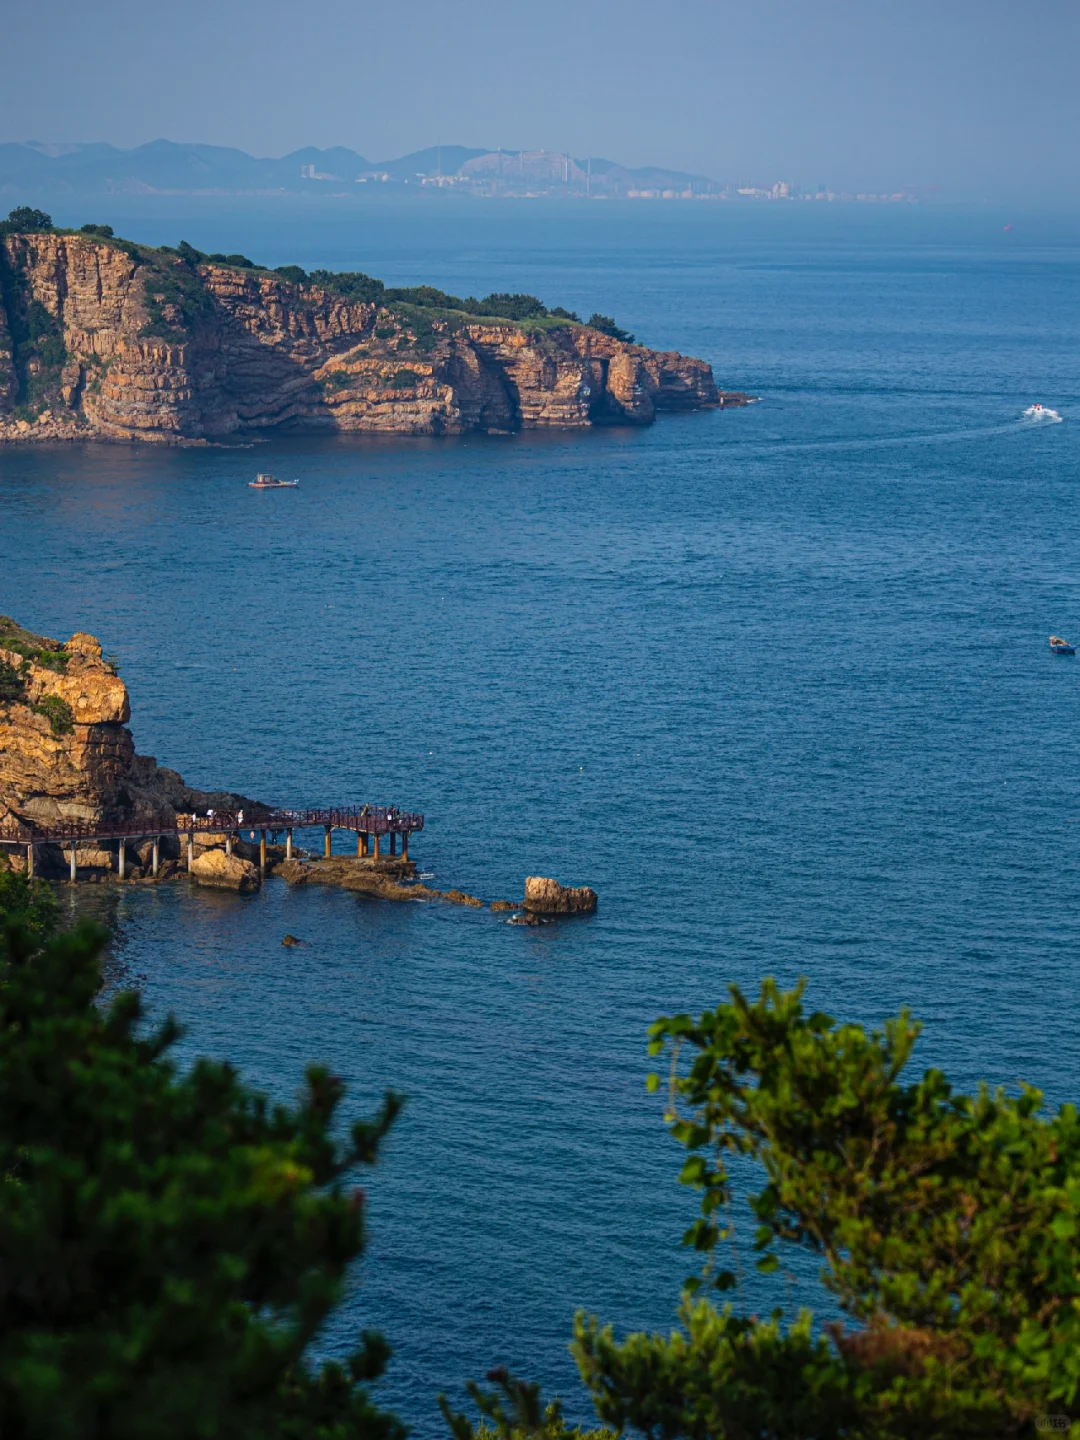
<box><xmin>0</xmin><ymin>140</ymin><xmax>721</xmax><ymax>199</ymax></box>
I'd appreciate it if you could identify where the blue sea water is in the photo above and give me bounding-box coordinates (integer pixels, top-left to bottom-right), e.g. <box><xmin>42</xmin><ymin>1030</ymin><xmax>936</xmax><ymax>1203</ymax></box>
<box><xmin>2</xmin><ymin>197</ymin><xmax>1080</xmax><ymax>1431</ymax></box>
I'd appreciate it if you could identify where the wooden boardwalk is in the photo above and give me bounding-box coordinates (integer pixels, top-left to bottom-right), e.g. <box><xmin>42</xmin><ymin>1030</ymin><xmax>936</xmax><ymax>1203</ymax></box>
<box><xmin>0</xmin><ymin>804</ymin><xmax>424</xmax><ymax>880</ymax></box>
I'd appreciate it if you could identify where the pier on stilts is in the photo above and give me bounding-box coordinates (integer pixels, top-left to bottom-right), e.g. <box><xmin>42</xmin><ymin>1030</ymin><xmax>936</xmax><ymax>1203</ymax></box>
<box><xmin>0</xmin><ymin>805</ymin><xmax>424</xmax><ymax>883</ymax></box>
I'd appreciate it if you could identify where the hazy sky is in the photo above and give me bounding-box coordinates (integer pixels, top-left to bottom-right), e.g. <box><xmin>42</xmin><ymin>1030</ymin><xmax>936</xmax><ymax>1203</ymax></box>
<box><xmin>4</xmin><ymin>0</ymin><xmax>1078</xmax><ymax>202</ymax></box>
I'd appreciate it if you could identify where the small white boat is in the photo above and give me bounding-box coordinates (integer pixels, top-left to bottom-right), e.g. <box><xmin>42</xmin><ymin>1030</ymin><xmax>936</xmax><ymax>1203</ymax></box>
<box><xmin>249</xmin><ymin>473</ymin><xmax>299</xmax><ymax>489</ymax></box>
<box><xmin>1023</xmin><ymin>403</ymin><xmax>1062</xmax><ymax>422</ymax></box>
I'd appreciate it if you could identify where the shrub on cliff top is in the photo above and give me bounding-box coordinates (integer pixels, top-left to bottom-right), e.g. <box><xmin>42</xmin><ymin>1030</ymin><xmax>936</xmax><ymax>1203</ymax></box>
<box><xmin>586</xmin><ymin>313</ymin><xmax>635</xmax><ymax>344</ymax></box>
<box><xmin>0</xmin><ymin>618</ymin><xmax>68</xmax><ymax>673</ymax></box>
<box><xmin>0</xmin><ymin>206</ymin><xmax>53</xmax><ymax>235</ymax></box>
<box><xmin>79</xmin><ymin>223</ymin><xmax>114</xmax><ymax>238</ymax></box>
<box><xmin>0</xmin><ymin>910</ymin><xmax>406</xmax><ymax>1440</ymax></box>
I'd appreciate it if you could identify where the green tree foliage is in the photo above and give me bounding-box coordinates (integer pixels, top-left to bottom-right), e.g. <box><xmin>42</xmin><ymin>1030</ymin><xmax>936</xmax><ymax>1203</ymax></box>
<box><xmin>0</xmin><ymin>908</ymin><xmax>406</xmax><ymax>1440</ymax></box>
<box><xmin>306</xmin><ymin>271</ymin><xmax>575</xmax><ymax>326</ymax></box>
<box><xmin>0</xmin><ymin>870</ymin><xmax>57</xmax><ymax>935</ymax></box>
<box><xmin>0</xmin><ymin>207</ymin><xmax>53</xmax><ymax>235</ymax></box>
<box><xmin>562</xmin><ymin>979</ymin><xmax>1080</xmax><ymax>1438</ymax></box>
<box><xmin>0</xmin><ymin>659</ymin><xmax>23</xmax><ymax>704</ymax></box>
<box><xmin>440</xmin><ymin>1366</ymin><xmax>615</xmax><ymax>1440</ymax></box>
<box><xmin>585</xmin><ymin>314</ymin><xmax>635</xmax><ymax>344</ymax></box>
<box><xmin>275</xmin><ymin>265</ymin><xmax>309</xmax><ymax>285</ymax></box>
<box><xmin>208</xmin><ymin>252</ymin><xmax>256</xmax><ymax>269</ymax></box>
<box><xmin>79</xmin><ymin>224</ymin><xmax>114</xmax><ymax>238</ymax></box>
<box><xmin>32</xmin><ymin>693</ymin><xmax>74</xmax><ymax>735</ymax></box>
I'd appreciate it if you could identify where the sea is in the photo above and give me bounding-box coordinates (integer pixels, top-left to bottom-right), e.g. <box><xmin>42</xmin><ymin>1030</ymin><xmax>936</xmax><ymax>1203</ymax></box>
<box><xmin>2</xmin><ymin>194</ymin><xmax>1080</xmax><ymax>1432</ymax></box>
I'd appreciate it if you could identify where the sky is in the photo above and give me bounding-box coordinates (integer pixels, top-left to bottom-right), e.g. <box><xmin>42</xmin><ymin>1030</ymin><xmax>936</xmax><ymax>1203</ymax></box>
<box><xmin>3</xmin><ymin>0</ymin><xmax>1078</xmax><ymax>203</ymax></box>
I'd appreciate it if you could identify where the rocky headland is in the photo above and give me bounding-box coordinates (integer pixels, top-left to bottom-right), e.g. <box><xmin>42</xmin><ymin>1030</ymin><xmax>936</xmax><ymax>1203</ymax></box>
<box><xmin>0</xmin><ymin>615</ymin><xmax>253</xmax><ymax>880</ymax></box>
<box><xmin>0</xmin><ymin>225</ymin><xmax>753</xmax><ymax>443</ymax></box>
<box><xmin>0</xmin><ymin>616</ymin><xmax>598</xmax><ymax>914</ymax></box>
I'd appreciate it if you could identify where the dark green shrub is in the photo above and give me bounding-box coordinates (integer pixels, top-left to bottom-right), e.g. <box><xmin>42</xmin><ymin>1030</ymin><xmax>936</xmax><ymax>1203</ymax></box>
<box><xmin>586</xmin><ymin>313</ymin><xmax>635</xmax><ymax>343</ymax></box>
<box><xmin>33</xmin><ymin>694</ymin><xmax>74</xmax><ymax>735</ymax></box>
<box><xmin>0</xmin><ymin>659</ymin><xmax>24</xmax><ymax>703</ymax></box>
<box><xmin>0</xmin><ymin>910</ymin><xmax>406</xmax><ymax>1440</ymax></box>
<box><xmin>390</xmin><ymin>368</ymin><xmax>418</xmax><ymax>389</ymax></box>
<box><xmin>79</xmin><ymin>223</ymin><xmax>114</xmax><ymax>238</ymax></box>
<box><xmin>4</xmin><ymin>206</ymin><xmax>52</xmax><ymax>232</ymax></box>
<box><xmin>274</xmin><ymin>265</ymin><xmax>308</xmax><ymax>285</ymax></box>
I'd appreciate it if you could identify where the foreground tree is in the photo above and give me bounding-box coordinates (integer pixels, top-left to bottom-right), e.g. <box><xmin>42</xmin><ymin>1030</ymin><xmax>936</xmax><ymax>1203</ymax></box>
<box><xmin>567</xmin><ymin>979</ymin><xmax>1080</xmax><ymax>1438</ymax></box>
<box><xmin>0</xmin><ymin>890</ymin><xmax>404</xmax><ymax>1440</ymax></box>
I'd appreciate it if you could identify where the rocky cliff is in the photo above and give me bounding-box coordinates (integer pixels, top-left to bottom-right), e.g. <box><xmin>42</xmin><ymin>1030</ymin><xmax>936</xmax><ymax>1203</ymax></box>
<box><xmin>0</xmin><ymin>616</ymin><xmax>246</xmax><ymax>832</ymax></box>
<box><xmin>0</xmin><ymin>231</ymin><xmax>749</xmax><ymax>443</ymax></box>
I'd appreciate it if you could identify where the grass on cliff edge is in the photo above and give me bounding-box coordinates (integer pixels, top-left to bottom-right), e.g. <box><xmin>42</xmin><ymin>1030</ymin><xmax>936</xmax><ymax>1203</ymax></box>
<box><xmin>0</xmin><ymin>210</ymin><xmax>637</xmax><ymax>344</ymax></box>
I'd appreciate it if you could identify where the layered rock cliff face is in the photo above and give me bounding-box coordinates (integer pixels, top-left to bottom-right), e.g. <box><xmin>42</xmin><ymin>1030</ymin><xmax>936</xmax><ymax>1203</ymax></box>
<box><xmin>0</xmin><ymin>617</ymin><xmax>245</xmax><ymax>830</ymax></box>
<box><xmin>0</xmin><ymin>232</ymin><xmax>745</xmax><ymax>443</ymax></box>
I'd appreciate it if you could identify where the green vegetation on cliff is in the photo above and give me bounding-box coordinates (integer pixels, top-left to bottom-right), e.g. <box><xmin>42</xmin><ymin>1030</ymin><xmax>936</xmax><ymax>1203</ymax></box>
<box><xmin>0</xmin><ymin>208</ymin><xmax>638</xmax><ymax>359</ymax></box>
<box><xmin>0</xmin><ymin>220</ymin><xmax>69</xmax><ymax>418</ymax></box>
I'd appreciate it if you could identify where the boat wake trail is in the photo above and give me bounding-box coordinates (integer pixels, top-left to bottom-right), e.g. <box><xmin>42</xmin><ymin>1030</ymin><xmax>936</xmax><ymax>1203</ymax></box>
<box><xmin>1022</xmin><ymin>404</ymin><xmax>1063</xmax><ymax>424</ymax></box>
<box><xmin>742</xmin><ymin>414</ymin><xmax>1062</xmax><ymax>458</ymax></box>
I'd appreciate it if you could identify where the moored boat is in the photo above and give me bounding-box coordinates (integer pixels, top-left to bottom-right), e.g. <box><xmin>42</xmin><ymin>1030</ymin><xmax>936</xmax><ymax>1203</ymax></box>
<box><xmin>249</xmin><ymin>473</ymin><xmax>299</xmax><ymax>489</ymax></box>
<box><xmin>1049</xmin><ymin>635</ymin><xmax>1075</xmax><ymax>655</ymax></box>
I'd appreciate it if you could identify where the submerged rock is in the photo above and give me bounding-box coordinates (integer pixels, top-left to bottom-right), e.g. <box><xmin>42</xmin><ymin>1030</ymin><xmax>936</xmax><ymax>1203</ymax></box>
<box><xmin>190</xmin><ymin>849</ymin><xmax>260</xmax><ymax>893</ymax></box>
<box><xmin>523</xmin><ymin>876</ymin><xmax>598</xmax><ymax>915</ymax></box>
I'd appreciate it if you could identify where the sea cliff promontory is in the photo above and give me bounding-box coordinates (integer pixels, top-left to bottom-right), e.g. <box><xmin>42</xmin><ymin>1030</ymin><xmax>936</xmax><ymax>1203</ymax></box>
<box><xmin>0</xmin><ymin>219</ymin><xmax>750</xmax><ymax>443</ymax></box>
<box><xmin>0</xmin><ymin>615</ymin><xmax>250</xmax><ymax>861</ymax></box>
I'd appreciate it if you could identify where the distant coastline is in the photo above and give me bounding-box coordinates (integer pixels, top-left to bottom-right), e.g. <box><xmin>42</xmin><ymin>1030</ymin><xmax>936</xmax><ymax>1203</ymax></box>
<box><xmin>0</xmin><ymin>139</ymin><xmax>933</xmax><ymax>205</ymax></box>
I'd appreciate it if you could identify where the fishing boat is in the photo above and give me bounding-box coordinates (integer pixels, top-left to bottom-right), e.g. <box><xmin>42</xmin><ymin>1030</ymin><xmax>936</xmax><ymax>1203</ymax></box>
<box><xmin>1049</xmin><ymin>635</ymin><xmax>1076</xmax><ymax>655</ymax></box>
<box><xmin>248</xmin><ymin>473</ymin><xmax>299</xmax><ymax>489</ymax></box>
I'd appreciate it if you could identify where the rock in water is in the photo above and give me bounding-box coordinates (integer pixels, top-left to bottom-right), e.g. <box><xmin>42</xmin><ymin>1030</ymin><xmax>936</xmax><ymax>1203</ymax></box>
<box><xmin>523</xmin><ymin>876</ymin><xmax>598</xmax><ymax>915</ymax></box>
<box><xmin>282</xmin><ymin>934</ymin><xmax>300</xmax><ymax>947</ymax></box>
<box><xmin>190</xmin><ymin>849</ymin><xmax>260</xmax><ymax>893</ymax></box>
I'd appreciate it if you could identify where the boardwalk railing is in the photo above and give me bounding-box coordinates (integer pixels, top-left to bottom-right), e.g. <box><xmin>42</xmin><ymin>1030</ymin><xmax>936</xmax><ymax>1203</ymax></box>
<box><xmin>0</xmin><ymin>805</ymin><xmax>424</xmax><ymax>847</ymax></box>
<box><xmin>0</xmin><ymin>804</ymin><xmax>424</xmax><ymax>878</ymax></box>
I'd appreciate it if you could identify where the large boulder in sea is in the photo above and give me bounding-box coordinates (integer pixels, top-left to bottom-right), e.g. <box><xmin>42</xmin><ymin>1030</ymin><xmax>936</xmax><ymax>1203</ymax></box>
<box><xmin>190</xmin><ymin>849</ymin><xmax>260</xmax><ymax>893</ymax></box>
<box><xmin>523</xmin><ymin>876</ymin><xmax>597</xmax><ymax>915</ymax></box>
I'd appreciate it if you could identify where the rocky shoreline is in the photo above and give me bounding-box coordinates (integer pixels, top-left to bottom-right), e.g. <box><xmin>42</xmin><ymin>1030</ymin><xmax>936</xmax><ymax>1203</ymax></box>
<box><xmin>0</xmin><ymin>615</ymin><xmax>597</xmax><ymax>918</ymax></box>
<box><xmin>0</xmin><ymin>228</ymin><xmax>753</xmax><ymax>444</ymax></box>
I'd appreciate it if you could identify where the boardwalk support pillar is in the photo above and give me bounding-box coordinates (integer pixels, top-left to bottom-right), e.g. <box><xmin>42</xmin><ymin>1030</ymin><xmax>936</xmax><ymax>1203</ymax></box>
<box><xmin>117</xmin><ymin>841</ymin><xmax>126</xmax><ymax>881</ymax></box>
<box><xmin>286</xmin><ymin>829</ymin><xmax>293</xmax><ymax>860</ymax></box>
<box><xmin>324</xmin><ymin>825</ymin><xmax>332</xmax><ymax>860</ymax></box>
<box><xmin>373</xmin><ymin>833</ymin><xmax>381</xmax><ymax>861</ymax></box>
<box><xmin>225</xmin><ymin>833</ymin><xmax>232</xmax><ymax>856</ymax></box>
<box><xmin>356</xmin><ymin>831</ymin><xmax>364</xmax><ymax>857</ymax></box>
<box><xmin>152</xmin><ymin>838</ymin><xmax>160</xmax><ymax>878</ymax></box>
<box><xmin>187</xmin><ymin>831</ymin><xmax>194</xmax><ymax>873</ymax></box>
<box><xmin>260</xmin><ymin>830</ymin><xmax>267</xmax><ymax>875</ymax></box>
<box><xmin>402</xmin><ymin>831</ymin><xmax>409</xmax><ymax>862</ymax></box>
<box><xmin>26</xmin><ymin>843</ymin><xmax>33</xmax><ymax>878</ymax></box>
<box><xmin>69</xmin><ymin>846</ymin><xmax>77</xmax><ymax>884</ymax></box>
